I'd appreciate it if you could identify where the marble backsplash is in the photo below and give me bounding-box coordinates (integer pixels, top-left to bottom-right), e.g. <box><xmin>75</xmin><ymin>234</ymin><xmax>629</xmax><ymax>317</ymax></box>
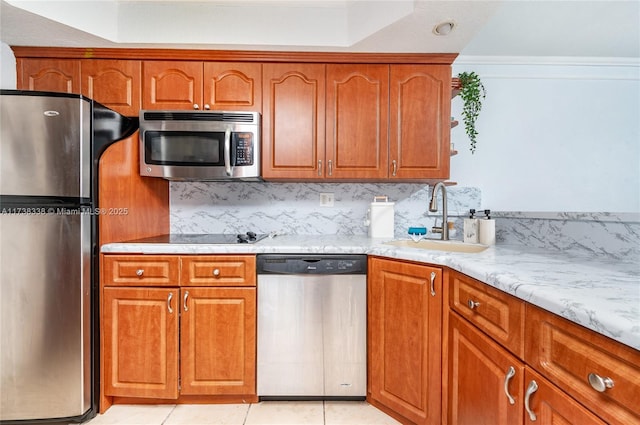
<box><xmin>170</xmin><ymin>182</ymin><xmax>480</xmax><ymax>237</ymax></box>
<box><xmin>170</xmin><ymin>182</ymin><xmax>639</xmax><ymax>261</ymax></box>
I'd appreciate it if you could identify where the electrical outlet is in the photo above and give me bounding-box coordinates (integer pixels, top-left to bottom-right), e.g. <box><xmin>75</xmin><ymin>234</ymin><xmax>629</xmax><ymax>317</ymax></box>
<box><xmin>319</xmin><ymin>192</ymin><xmax>334</xmax><ymax>207</ymax></box>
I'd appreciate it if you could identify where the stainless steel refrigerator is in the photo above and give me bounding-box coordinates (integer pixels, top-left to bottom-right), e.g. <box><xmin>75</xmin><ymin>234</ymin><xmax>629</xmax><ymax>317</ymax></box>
<box><xmin>0</xmin><ymin>90</ymin><xmax>136</xmax><ymax>423</ymax></box>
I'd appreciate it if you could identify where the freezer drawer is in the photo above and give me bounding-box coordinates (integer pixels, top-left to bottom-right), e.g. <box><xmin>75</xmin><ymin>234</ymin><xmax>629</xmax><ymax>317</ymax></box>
<box><xmin>0</xmin><ymin>211</ymin><xmax>91</xmax><ymax>421</ymax></box>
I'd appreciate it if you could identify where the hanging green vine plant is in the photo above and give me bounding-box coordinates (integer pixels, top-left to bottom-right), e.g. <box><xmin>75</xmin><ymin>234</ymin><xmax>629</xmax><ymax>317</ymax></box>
<box><xmin>457</xmin><ymin>71</ymin><xmax>486</xmax><ymax>154</ymax></box>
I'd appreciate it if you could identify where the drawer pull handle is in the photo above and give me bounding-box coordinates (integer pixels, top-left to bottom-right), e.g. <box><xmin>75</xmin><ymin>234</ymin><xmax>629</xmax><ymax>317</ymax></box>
<box><xmin>524</xmin><ymin>380</ymin><xmax>538</xmax><ymax>422</ymax></box>
<box><xmin>504</xmin><ymin>366</ymin><xmax>516</xmax><ymax>405</ymax></box>
<box><xmin>183</xmin><ymin>291</ymin><xmax>189</xmax><ymax>312</ymax></box>
<box><xmin>391</xmin><ymin>160</ymin><xmax>397</xmax><ymax>177</ymax></box>
<box><xmin>213</xmin><ymin>269</ymin><xmax>221</xmax><ymax>277</ymax></box>
<box><xmin>429</xmin><ymin>272</ymin><xmax>436</xmax><ymax>297</ymax></box>
<box><xmin>318</xmin><ymin>160</ymin><xmax>322</xmax><ymax>176</ymax></box>
<box><xmin>467</xmin><ymin>299</ymin><xmax>480</xmax><ymax>309</ymax></box>
<box><xmin>328</xmin><ymin>160</ymin><xmax>333</xmax><ymax>176</ymax></box>
<box><xmin>588</xmin><ymin>373</ymin><xmax>614</xmax><ymax>392</ymax></box>
<box><xmin>167</xmin><ymin>292</ymin><xmax>174</xmax><ymax>314</ymax></box>
<box><xmin>136</xmin><ymin>269</ymin><xmax>144</xmax><ymax>277</ymax></box>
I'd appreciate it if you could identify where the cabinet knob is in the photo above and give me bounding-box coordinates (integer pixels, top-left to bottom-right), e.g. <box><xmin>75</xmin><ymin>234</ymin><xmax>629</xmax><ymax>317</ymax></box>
<box><xmin>193</xmin><ymin>103</ymin><xmax>200</xmax><ymax>110</ymax></box>
<box><xmin>588</xmin><ymin>373</ymin><xmax>614</xmax><ymax>392</ymax></box>
<box><xmin>204</xmin><ymin>104</ymin><xmax>210</xmax><ymax>110</ymax></box>
<box><xmin>467</xmin><ymin>299</ymin><xmax>480</xmax><ymax>309</ymax></box>
<box><xmin>213</xmin><ymin>268</ymin><xmax>221</xmax><ymax>277</ymax></box>
<box><xmin>136</xmin><ymin>269</ymin><xmax>144</xmax><ymax>277</ymax></box>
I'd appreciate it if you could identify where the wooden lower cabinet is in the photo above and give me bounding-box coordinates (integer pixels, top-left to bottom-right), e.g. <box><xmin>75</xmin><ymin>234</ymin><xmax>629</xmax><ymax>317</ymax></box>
<box><xmin>180</xmin><ymin>287</ymin><xmax>256</xmax><ymax>395</ymax></box>
<box><xmin>102</xmin><ymin>256</ymin><xmax>257</xmax><ymax>405</ymax></box>
<box><xmin>448</xmin><ymin>312</ymin><xmax>605</xmax><ymax>425</ymax></box>
<box><xmin>103</xmin><ymin>287</ymin><xmax>179</xmax><ymax>399</ymax></box>
<box><xmin>448</xmin><ymin>311</ymin><xmax>524</xmax><ymax>425</ymax></box>
<box><xmin>368</xmin><ymin>257</ymin><xmax>442</xmax><ymax>425</ymax></box>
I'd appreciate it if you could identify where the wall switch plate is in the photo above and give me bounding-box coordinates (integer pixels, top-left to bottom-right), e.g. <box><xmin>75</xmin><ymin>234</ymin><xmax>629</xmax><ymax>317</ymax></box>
<box><xmin>320</xmin><ymin>192</ymin><xmax>334</xmax><ymax>207</ymax></box>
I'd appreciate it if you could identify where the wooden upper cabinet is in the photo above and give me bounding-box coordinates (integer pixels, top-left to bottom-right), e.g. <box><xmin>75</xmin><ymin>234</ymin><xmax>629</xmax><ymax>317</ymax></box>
<box><xmin>143</xmin><ymin>61</ymin><xmax>203</xmax><ymax>110</ymax></box>
<box><xmin>390</xmin><ymin>65</ymin><xmax>451</xmax><ymax>180</ymax></box>
<box><xmin>262</xmin><ymin>63</ymin><xmax>326</xmax><ymax>180</ymax></box>
<box><xmin>326</xmin><ymin>64</ymin><xmax>389</xmax><ymax>179</ymax></box>
<box><xmin>17</xmin><ymin>58</ymin><xmax>80</xmax><ymax>93</ymax></box>
<box><xmin>81</xmin><ymin>60</ymin><xmax>141</xmax><ymax>116</ymax></box>
<box><xmin>203</xmin><ymin>62</ymin><xmax>261</xmax><ymax>112</ymax></box>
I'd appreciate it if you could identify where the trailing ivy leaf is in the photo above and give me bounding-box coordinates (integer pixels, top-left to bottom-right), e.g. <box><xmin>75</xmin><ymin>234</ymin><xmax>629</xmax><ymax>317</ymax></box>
<box><xmin>457</xmin><ymin>72</ymin><xmax>486</xmax><ymax>154</ymax></box>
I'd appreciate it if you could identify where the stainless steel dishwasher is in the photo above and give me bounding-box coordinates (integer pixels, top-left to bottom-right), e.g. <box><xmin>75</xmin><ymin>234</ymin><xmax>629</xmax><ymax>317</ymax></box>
<box><xmin>257</xmin><ymin>254</ymin><xmax>367</xmax><ymax>399</ymax></box>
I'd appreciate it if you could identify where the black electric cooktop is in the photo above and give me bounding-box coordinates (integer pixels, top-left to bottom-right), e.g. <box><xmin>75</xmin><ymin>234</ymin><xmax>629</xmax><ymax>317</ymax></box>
<box><xmin>128</xmin><ymin>232</ymin><xmax>268</xmax><ymax>244</ymax></box>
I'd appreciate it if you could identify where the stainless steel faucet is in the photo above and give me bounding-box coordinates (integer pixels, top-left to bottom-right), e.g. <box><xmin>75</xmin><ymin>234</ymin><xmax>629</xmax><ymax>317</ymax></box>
<box><xmin>429</xmin><ymin>182</ymin><xmax>449</xmax><ymax>240</ymax></box>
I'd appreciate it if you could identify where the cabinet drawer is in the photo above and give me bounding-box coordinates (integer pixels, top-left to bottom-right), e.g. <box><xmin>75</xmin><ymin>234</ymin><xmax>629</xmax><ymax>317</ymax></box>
<box><xmin>525</xmin><ymin>305</ymin><xmax>640</xmax><ymax>424</ymax></box>
<box><xmin>449</xmin><ymin>270</ymin><xmax>525</xmax><ymax>357</ymax></box>
<box><xmin>181</xmin><ymin>255</ymin><xmax>256</xmax><ymax>286</ymax></box>
<box><xmin>102</xmin><ymin>255</ymin><xmax>179</xmax><ymax>286</ymax></box>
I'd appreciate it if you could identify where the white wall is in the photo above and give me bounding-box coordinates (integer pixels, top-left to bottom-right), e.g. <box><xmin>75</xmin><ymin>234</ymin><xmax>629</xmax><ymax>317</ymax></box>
<box><xmin>451</xmin><ymin>57</ymin><xmax>640</xmax><ymax>213</ymax></box>
<box><xmin>1</xmin><ymin>43</ymin><xmax>16</xmax><ymax>89</ymax></box>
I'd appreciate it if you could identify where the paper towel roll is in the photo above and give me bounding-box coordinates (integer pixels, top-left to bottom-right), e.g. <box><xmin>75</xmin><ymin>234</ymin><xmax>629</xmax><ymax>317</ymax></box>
<box><xmin>479</xmin><ymin>219</ymin><xmax>496</xmax><ymax>245</ymax></box>
<box><xmin>463</xmin><ymin>218</ymin><xmax>479</xmax><ymax>244</ymax></box>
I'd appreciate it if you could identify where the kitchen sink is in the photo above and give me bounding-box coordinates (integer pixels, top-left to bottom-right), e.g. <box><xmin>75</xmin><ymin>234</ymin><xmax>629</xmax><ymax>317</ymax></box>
<box><xmin>384</xmin><ymin>239</ymin><xmax>489</xmax><ymax>253</ymax></box>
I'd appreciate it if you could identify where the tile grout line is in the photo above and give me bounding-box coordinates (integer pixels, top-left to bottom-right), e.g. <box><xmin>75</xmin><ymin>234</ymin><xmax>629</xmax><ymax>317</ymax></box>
<box><xmin>160</xmin><ymin>404</ymin><xmax>178</xmax><ymax>425</ymax></box>
<box><xmin>243</xmin><ymin>402</ymin><xmax>252</xmax><ymax>425</ymax></box>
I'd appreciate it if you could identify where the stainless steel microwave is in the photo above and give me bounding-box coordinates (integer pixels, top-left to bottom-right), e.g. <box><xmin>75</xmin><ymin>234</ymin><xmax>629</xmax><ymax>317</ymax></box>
<box><xmin>139</xmin><ymin>110</ymin><xmax>261</xmax><ymax>181</ymax></box>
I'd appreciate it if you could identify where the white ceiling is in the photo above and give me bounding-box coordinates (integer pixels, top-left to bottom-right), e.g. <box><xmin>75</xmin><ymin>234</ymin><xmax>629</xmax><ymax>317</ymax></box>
<box><xmin>1</xmin><ymin>0</ymin><xmax>639</xmax><ymax>57</ymax></box>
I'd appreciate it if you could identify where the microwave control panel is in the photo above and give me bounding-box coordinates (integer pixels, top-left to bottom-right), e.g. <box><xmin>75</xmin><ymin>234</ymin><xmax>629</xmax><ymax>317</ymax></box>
<box><xmin>233</xmin><ymin>132</ymin><xmax>254</xmax><ymax>166</ymax></box>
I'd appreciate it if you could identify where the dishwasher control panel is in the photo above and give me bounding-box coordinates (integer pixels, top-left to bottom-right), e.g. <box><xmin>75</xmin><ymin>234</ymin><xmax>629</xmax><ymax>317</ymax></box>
<box><xmin>256</xmin><ymin>254</ymin><xmax>367</xmax><ymax>275</ymax></box>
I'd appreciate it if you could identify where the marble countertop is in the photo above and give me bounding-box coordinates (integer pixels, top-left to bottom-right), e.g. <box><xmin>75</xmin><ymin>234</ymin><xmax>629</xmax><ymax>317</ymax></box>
<box><xmin>102</xmin><ymin>234</ymin><xmax>640</xmax><ymax>351</ymax></box>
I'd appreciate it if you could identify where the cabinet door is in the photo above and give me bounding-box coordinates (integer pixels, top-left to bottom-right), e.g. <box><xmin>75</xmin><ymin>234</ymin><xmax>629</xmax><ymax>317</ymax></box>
<box><xmin>525</xmin><ymin>304</ymin><xmax>640</xmax><ymax>424</ymax></box>
<box><xmin>17</xmin><ymin>58</ymin><xmax>80</xmax><ymax>93</ymax></box>
<box><xmin>103</xmin><ymin>287</ymin><xmax>179</xmax><ymax>399</ymax></box>
<box><xmin>368</xmin><ymin>257</ymin><xmax>442</xmax><ymax>425</ymax></box>
<box><xmin>523</xmin><ymin>368</ymin><xmax>606</xmax><ymax>425</ymax></box>
<box><xmin>389</xmin><ymin>65</ymin><xmax>451</xmax><ymax>180</ymax></box>
<box><xmin>142</xmin><ymin>61</ymin><xmax>203</xmax><ymax>110</ymax></box>
<box><xmin>326</xmin><ymin>64</ymin><xmax>389</xmax><ymax>179</ymax></box>
<box><xmin>180</xmin><ymin>287</ymin><xmax>256</xmax><ymax>396</ymax></box>
<box><xmin>262</xmin><ymin>63</ymin><xmax>326</xmax><ymax>179</ymax></box>
<box><xmin>81</xmin><ymin>59</ymin><xmax>141</xmax><ymax>116</ymax></box>
<box><xmin>448</xmin><ymin>312</ymin><xmax>524</xmax><ymax>425</ymax></box>
<box><xmin>203</xmin><ymin>62</ymin><xmax>261</xmax><ymax>112</ymax></box>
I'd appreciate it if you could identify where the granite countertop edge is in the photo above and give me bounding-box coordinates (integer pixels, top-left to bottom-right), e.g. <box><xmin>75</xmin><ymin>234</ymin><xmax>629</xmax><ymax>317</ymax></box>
<box><xmin>102</xmin><ymin>235</ymin><xmax>640</xmax><ymax>351</ymax></box>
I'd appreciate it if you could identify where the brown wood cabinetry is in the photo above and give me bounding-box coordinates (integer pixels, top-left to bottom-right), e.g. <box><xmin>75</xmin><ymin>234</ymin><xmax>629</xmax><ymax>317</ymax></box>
<box><xmin>262</xmin><ymin>63</ymin><xmax>326</xmax><ymax>179</ymax></box>
<box><xmin>180</xmin><ymin>287</ymin><xmax>256</xmax><ymax>395</ymax></box>
<box><xmin>98</xmin><ymin>134</ymin><xmax>169</xmax><ymax>246</ymax></box>
<box><xmin>448</xmin><ymin>312</ymin><xmax>605</xmax><ymax>425</ymax></box>
<box><xmin>390</xmin><ymin>65</ymin><xmax>451</xmax><ymax>179</ymax></box>
<box><xmin>103</xmin><ymin>286</ymin><xmax>179</xmax><ymax>399</ymax></box>
<box><xmin>325</xmin><ymin>64</ymin><xmax>389</xmax><ymax>179</ymax></box>
<box><xmin>263</xmin><ymin>63</ymin><xmax>451</xmax><ymax>181</ymax></box>
<box><xmin>100</xmin><ymin>254</ymin><xmax>257</xmax><ymax>410</ymax></box>
<box><xmin>368</xmin><ymin>257</ymin><xmax>442</xmax><ymax>425</ymax></box>
<box><xmin>447</xmin><ymin>271</ymin><xmax>631</xmax><ymax>425</ymax></box>
<box><xmin>13</xmin><ymin>48</ymin><xmax>454</xmax><ymax>182</ymax></box>
<box><xmin>449</xmin><ymin>269</ymin><xmax>525</xmax><ymax>357</ymax></box>
<box><xmin>448</xmin><ymin>312</ymin><xmax>524</xmax><ymax>425</ymax></box>
<box><xmin>81</xmin><ymin>60</ymin><xmax>141</xmax><ymax>116</ymax></box>
<box><xmin>17</xmin><ymin>58</ymin><xmax>80</xmax><ymax>93</ymax></box>
<box><xmin>142</xmin><ymin>61</ymin><xmax>261</xmax><ymax>111</ymax></box>
<box><xmin>525</xmin><ymin>304</ymin><xmax>640</xmax><ymax>424</ymax></box>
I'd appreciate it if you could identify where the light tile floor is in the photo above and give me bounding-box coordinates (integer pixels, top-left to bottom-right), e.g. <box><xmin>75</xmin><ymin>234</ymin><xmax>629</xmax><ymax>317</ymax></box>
<box><xmin>82</xmin><ymin>401</ymin><xmax>401</xmax><ymax>425</ymax></box>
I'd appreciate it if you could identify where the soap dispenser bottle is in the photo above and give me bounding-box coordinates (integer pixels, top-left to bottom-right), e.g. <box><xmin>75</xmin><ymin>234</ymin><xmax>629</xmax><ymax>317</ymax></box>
<box><xmin>479</xmin><ymin>209</ymin><xmax>496</xmax><ymax>245</ymax></box>
<box><xmin>463</xmin><ymin>209</ymin><xmax>479</xmax><ymax>243</ymax></box>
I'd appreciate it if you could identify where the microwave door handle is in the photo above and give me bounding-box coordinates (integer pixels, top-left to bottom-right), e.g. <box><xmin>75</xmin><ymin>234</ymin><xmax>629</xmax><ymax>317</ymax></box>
<box><xmin>224</xmin><ymin>129</ymin><xmax>232</xmax><ymax>176</ymax></box>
